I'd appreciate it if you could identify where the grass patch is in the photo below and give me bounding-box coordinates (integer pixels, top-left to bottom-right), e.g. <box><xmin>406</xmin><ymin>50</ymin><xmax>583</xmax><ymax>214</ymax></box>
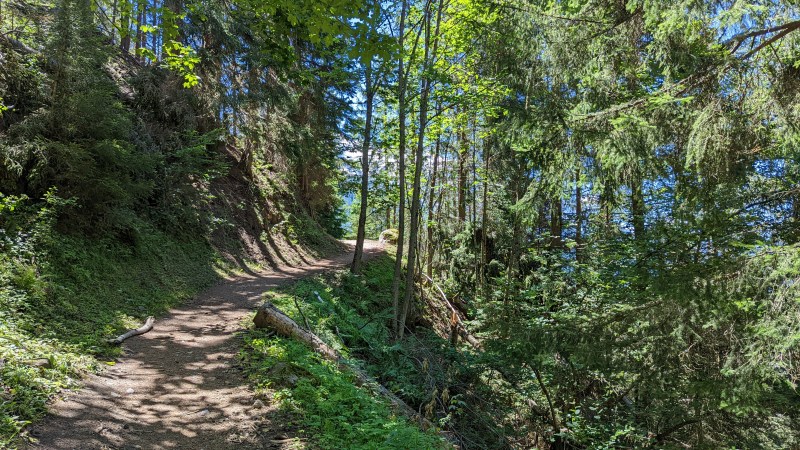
<box><xmin>241</xmin><ymin>334</ymin><xmax>444</xmax><ymax>449</ymax></box>
<box><xmin>241</xmin><ymin>254</ymin><xmax>516</xmax><ymax>448</ymax></box>
<box><xmin>240</xmin><ymin>254</ymin><xmax>469</xmax><ymax>449</ymax></box>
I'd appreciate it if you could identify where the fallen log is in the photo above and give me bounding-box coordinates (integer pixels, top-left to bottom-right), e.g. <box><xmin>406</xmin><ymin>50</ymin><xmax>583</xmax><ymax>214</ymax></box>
<box><xmin>421</xmin><ymin>273</ymin><xmax>482</xmax><ymax>349</ymax></box>
<box><xmin>253</xmin><ymin>302</ymin><xmax>436</xmax><ymax>430</ymax></box>
<box><xmin>108</xmin><ymin>316</ymin><xmax>155</xmax><ymax>345</ymax></box>
<box><xmin>0</xmin><ymin>35</ymin><xmax>36</xmax><ymax>55</ymax></box>
<box><xmin>421</xmin><ymin>274</ymin><xmax>555</xmax><ymax>430</ymax></box>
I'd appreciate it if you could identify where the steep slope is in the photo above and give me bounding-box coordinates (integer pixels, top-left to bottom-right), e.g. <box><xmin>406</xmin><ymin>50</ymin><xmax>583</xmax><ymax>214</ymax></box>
<box><xmin>0</xmin><ymin>1</ymin><xmax>349</xmax><ymax>446</ymax></box>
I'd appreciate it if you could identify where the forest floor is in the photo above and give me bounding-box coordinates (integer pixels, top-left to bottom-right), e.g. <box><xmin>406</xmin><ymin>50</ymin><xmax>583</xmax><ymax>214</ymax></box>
<box><xmin>22</xmin><ymin>240</ymin><xmax>384</xmax><ymax>450</ymax></box>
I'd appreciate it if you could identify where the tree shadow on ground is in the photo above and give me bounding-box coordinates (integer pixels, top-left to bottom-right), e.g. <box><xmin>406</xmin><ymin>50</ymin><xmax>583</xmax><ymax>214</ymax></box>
<box><xmin>22</xmin><ymin>242</ymin><xmax>385</xmax><ymax>450</ymax></box>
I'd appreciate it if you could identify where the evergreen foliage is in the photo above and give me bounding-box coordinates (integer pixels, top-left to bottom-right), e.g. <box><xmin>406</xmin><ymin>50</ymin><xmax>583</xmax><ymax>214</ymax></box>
<box><xmin>2</xmin><ymin>0</ymin><xmax>800</xmax><ymax>447</ymax></box>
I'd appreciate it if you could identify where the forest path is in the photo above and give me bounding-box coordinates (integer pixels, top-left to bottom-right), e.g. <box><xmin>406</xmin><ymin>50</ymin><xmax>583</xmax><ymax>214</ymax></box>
<box><xmin>25</xmin><ymin>240</ymin><xmax>384</xmax><ymax>450</ymax></box>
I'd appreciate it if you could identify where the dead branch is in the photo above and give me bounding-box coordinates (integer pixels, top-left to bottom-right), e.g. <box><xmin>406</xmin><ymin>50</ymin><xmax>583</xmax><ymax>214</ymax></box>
<box><xmin>108</xmin><ymin>316</ymin><xmax>155</xmax><ymax>345</ymax></box>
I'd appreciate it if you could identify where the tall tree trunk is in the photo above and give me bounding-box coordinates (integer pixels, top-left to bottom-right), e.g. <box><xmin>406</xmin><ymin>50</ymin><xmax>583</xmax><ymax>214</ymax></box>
<box><xmin>509</xmin><ymin>161</ymin><xmax>526</xmax><ymax>275</ymax></box>
<box><xmin>120</xmin><ymin>0</ymin><xmax>131</xmax><ymax>53</ymax></box>
<box><xmin>457</xmin><ymin>114</ymin><xmax>468</xmax><ymax>226</ymax></box>
<box><xmin>111</xmin><ymin>0</ymin><xmax>118</xmax><ymax>44</ymax></box>
<box><xmin>399</xmin><ymin>0</ymin><xmax>443</xmax><ymax>338</ymax></box>
<box><xmin>632</xmin><ymin>178</ymin><xmax>645</xmax><ymax>240</ymax></box>
<box><xmin>385</xmin><ymin>150</ymin><xmax>392</xmax><ymax>229</ymax></box>
<box><xmin>352</xmin><ymin>65</ymin><xmax>375</xmax><ymax>274</ymax></box>
<box><xmin>601</xmin><ymin>185</ymin><xmax>613</xmax><ymax>232</ymax></box>
<box><xmin>575</xmin><ymin>167</ymin><xmax>582</xmax><ymax>261</ymax></box>
<box><xmin>480</xmin><ymin>136</ymin><xmax>490</xmax><ymax>292</ymax></box>
<box><xmin>550</xmin><ymin>198</ymin><xmax>563</xmax><ymax>249</ymax></box>
<box><xmin>471</xmin><ymin>119</ymin><xmax>478</xmax><ymax>226</ymax></box>
<box><xmin>391</xmin><ymin>0</ymin><xmax>409</xmax><ymax>336</ymax></box>
<box><xmin>135</xmin><ymin>0</ymin><xmax>145</xmax><ymax>61</ymax></box>
<box><xmin>151</xmin><ymin>0</ymin><xmax>159</xmax><ymax>59</ymax></box>
<box><xmin>164</xmin><ymin>0</ymin><xmax>183</xmax><ymax>47</ymax></box>
<box><xmin>426</xmin><ymin>103</ymin><xmax>442</xmax><ymax>279</ymax></box>
<box><xmin>438</xmin><ymin>139</ymin><xmax>448</xmax><ymax>227</ymax></box>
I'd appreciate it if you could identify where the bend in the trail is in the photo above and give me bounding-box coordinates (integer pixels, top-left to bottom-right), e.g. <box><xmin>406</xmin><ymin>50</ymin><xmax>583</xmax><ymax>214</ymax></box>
<box><xmin>26</xmin><ymin>240</ymin><xmax>384</xmax><ymax>450</ymax></box>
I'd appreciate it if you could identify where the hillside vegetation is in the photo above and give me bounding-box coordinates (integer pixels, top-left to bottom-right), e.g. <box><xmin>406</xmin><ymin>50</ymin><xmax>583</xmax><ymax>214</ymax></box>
<box><xmin>3</xmin><ymin>0</ymin><xmax>800</xmax><ymax>448</ymax></box>
<box><xmin>0</xmin><ymin>0</ymin><xmax>345</xmax><ymax>445</ymax></box>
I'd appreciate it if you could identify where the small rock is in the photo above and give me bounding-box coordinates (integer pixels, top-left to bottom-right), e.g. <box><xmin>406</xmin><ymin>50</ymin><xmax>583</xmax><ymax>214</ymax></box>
<box><xmin>125</xmin><ymin>388</ymin><xmax>135</xmax><ymax>395</ymax></box>
<box><xmin>253</xmin><ymin>399</ymin><xmax>265</xmax><ymax>409</ymax></box>
<box><xmin>198</xmin><ymin>409</ymin><xmax>209</xmax><ymax>416</ymax></box>
<box><xmin>26</xmin><ymin>358</ymin><xmax>52</xmax><ymax>370</ymax></box>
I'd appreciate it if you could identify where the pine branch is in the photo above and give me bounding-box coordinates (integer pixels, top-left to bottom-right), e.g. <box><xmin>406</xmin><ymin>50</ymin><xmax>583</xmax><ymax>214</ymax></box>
<box><xmin>740</xmin><ymin>21</ymin><xmax>800</xmax><ymax>60</ymax></box>
<box><xmin>573</xmin><ymin>19</ymin><xmax>800</xmax><ymax>123</ymax></box>
<box><xmin>724</xmin><ymin>20</ymin><xmax>800</xmax><ymax>50</ymax></box>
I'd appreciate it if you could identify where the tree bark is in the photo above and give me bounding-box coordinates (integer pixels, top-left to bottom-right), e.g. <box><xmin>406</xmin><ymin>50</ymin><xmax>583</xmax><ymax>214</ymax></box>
<box><xmin>163</xmin><ymin>0</ymin><xmax>184</xmax><ymax>46</ymax></box>
<box><xmin>457</xmin><ymin>116</ymin><xmax>468</xmax><ymax>225</ymax></box>
<box><xmin>575</xmin><ymin>167</ymin><xmax>583</xmax><ymax>261</ymax></box>
<box><xmin>422</xmin><ymin>273</ymin><xmax>481</xmax><ymax>349</ymax></box>
<box><xmin>385</xmin><ymin>150</ymin><xmax>392</xmax><ymax>229</ymax></box>
<box><xmin>352</xmin><ymin>64</ymin><xmax>375</xmax><ymax>274</ymax></box>
<box><xmin>0</xmin><ymin>35</ymin><xmax>35</xmax><ymax>55</ymax></box>
<box><xmin>120</xmin><ymin>0</ymin><xmax>132</xmax><ymax>53</ymax></box>
<box><xmin>399</xmin><ymin>0</ymin><xmax>443</xmax><ymax>338</ymax></box>
<box><xmin>550</xmin><ymin>198</ymin><xmax>563</xmax><ymax>249</ymax></box>
<box><xmin>151</xmin><ymin>0</ymin><xmax>159</xmax><ymax>59</ymax></box>
<box><xmin>111</xmin><ymin>0</ymin><xmax>119</xmax><ymax>43</ymax></box>
<box><xmin>135</xmin><ymin>0</ymin><xmax>145</xmax><ymax>61</ymax></box>
<box><xmin>426</xmin><ymin>104</ymin><xmax>442</xmax><ymax>279</ymax></box>
<box><xmin>471</xmin><ymin>121</ymin><xmax>478</xmax><ymax>226</ymax></box>
<box><xmin>480</xmin><ymin>136</ymin><xmax>490</xmax><ymax>291</ymax></box>
<box><xmin>632</xmin><ymin>178</ymin><xmax>645</xmax><ymax>240</ymax></box>
<box><xmin>391</xmin><ymin>0</ymin><xmax>408</xmax><ymax>336</ymax></box>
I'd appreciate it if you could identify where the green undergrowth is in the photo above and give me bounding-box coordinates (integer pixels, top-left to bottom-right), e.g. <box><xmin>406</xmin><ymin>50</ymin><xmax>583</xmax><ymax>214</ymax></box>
<box><xmin>241</xmin><ymin>335</ymin><xmax>444</xmax><ymax>449</ymax></box>
<box><xmin>0</xmin><ymin>189</ymin><xmax>341</xmax><ymax>447</ymax></box>
<box><xmin>241</xmin><ymin>255</ymin><xmax>471</xmax><ymax>449</ymax></box>
<box><xmin>0</xmin><ymin>217</ymin><xmax>226</xmax><ymax>447</ymax></box>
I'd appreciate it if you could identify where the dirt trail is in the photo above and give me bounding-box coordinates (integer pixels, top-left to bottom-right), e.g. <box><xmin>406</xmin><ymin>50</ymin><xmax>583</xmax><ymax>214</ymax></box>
<box><xmin>25</xmin><ymin>240</ymin><xmax>384</xmax><ymax>450</ymax></box>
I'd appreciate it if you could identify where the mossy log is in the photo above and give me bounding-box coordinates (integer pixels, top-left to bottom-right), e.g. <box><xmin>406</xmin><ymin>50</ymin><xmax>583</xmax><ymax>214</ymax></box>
<box><xmin>253</xmin><ymin>302</ymin><xmax>437</xmax><ymax>430</ymax></box>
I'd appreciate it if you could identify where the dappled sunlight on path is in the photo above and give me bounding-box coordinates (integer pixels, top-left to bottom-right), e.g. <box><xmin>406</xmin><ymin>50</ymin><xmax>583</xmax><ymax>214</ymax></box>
<box><xmin>26</xmin><ymin>240</ymin><xmax>383</xmax><ymax>450</ymax></box>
